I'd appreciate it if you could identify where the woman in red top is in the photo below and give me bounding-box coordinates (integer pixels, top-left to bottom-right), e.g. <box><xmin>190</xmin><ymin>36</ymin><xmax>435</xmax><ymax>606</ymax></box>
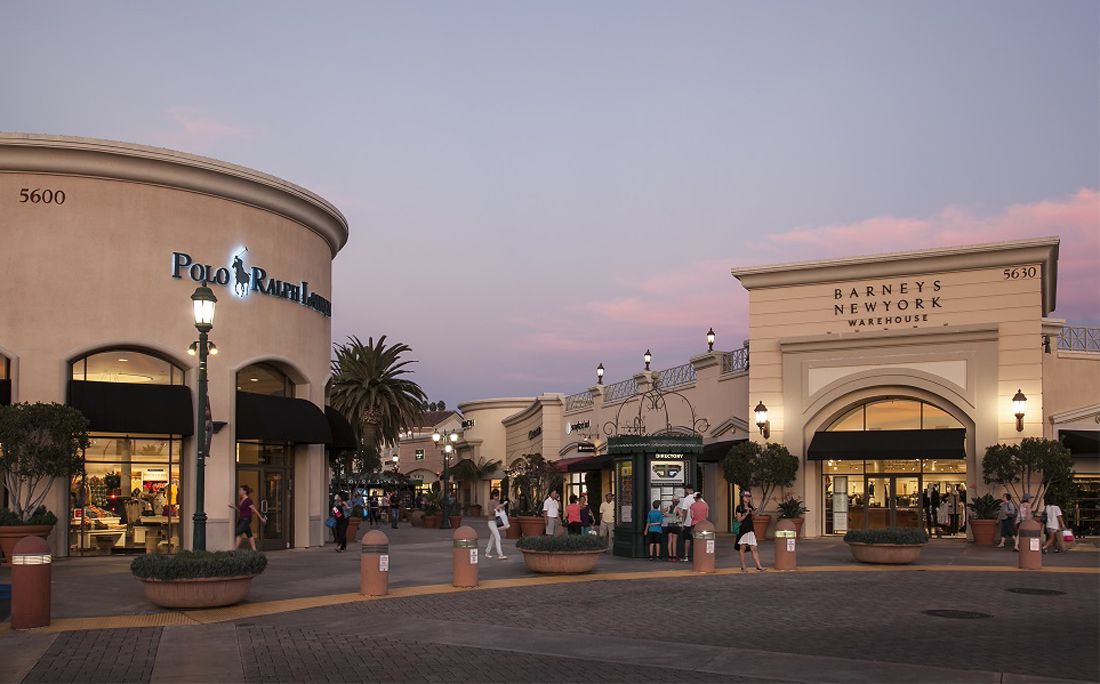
<box><xmin>566</xmin><ymin>495</ymin><xmax>582</xmax><ymax>535</ymax></box>
<box><xmin>229</xmin><ymin>485</ymin><xmax>266</xmax><ymax>550</ymax></box>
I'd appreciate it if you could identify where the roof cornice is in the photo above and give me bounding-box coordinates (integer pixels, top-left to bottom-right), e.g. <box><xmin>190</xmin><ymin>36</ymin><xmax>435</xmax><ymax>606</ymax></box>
<box><xmin>0</xmin><ymin>132</ymin><xmax>349</xmax><ymax>257</ymax></box>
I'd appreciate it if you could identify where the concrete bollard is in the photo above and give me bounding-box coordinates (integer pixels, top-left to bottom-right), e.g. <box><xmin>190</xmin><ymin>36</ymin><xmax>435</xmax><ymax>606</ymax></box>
<box><xmin>1018</xmin><ymin>518</ymin><xmax>1043</xmax><ymax>570</ymax></box>
<box><xmin>774</xmin><ymin>519</ymin><xmax>797</xmax><ymax>571</ymax></box>
<box><xmin>360</xmin><ymin>529</ymin><xmax>390</xmax><ymax>596</ymax></box>
<box><xmin>692</xmin><ymin>521</ymin><xmax>716</xmax><ymax>574</ymax></box>
<box><xmin>452</xmin><ymin>526</ymin><xmax>479</xmax><ymax>588</ymax></box>
<box><xmin>11</xmin><ymin>536</ymin><xmax>52</xmax><ymax>630</ymax></box>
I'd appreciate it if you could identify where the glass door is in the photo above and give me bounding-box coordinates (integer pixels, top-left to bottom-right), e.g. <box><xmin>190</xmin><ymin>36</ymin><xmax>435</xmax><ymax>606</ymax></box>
<box><xmin>891</xmin><ymin>477</ymin><xmax>922</xmax><ymax>528</ymax></box>
<box><xmin>262</xmin><ymin>469</ymin><xmax>289</xmax><ymax>550</ymax></box>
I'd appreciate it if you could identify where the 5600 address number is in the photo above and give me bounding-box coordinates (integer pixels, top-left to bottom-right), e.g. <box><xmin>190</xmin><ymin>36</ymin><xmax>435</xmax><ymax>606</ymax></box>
<box><xmin>19</xmin><ymin>188</ymin><xmax>66</xmax><ymax>204</ymax></box>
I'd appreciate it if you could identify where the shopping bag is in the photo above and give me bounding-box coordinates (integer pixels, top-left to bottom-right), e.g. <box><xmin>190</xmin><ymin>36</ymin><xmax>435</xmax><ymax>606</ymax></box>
<box><xmin>325</xmin><ymin>516</ymin><xmax>337</xmax><ymax>529</ymax></box>
<box><xmin>1062</xmin><ymin>529</ymin><xmax>1075</xmax><ymax>543</ymax></box>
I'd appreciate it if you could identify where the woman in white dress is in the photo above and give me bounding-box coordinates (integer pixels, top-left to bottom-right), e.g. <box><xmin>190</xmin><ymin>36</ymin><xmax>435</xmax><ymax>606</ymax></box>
<box><xmin>485</xmin><ymin>489</ymin><xmax>508</xmax><ymax>559</ymax></box>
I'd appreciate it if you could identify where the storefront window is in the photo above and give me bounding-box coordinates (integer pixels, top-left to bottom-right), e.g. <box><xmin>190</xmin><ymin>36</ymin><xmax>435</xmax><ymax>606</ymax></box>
<box><xmin>567</xmin><ymin>473</ymin><xmax>586</xmax><ymax>502</ymax></box>
<box><xmin>72</xmin><ymin>349</ymin><xmax>183</xmax><ymax>385</ymax></box>
<box><xmin>71</xmin><ymin>434</ymin><xmax>182</xmax><ymax>556</ymax></box>
<box><xmin>237</xmin><ymin>362</ymin><xmax>291</xmax><ymax>397</ymax></box>
<box><xmin>616</xmin><ymin>461</ymin><xmax>633</xmax><ymax>524</ymax></box>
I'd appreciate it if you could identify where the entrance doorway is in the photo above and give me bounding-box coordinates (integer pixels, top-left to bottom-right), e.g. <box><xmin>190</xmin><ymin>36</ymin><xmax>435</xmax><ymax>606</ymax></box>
<box><xmin>236</xmin><ymin>441</ymin><xmax>294</xmax><ymax>551</ymax></box>
<box><xmin>824</xmin><ymin>462</ymin><xmax>967</xmax><ymax>534</ymax></box>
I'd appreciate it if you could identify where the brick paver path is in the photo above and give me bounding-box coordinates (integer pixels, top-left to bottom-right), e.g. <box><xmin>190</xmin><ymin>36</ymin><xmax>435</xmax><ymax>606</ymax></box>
<box><xmin>22</xmin><ymin>627</ymin><xmax>162</xmax><ymax>683</ymax></box>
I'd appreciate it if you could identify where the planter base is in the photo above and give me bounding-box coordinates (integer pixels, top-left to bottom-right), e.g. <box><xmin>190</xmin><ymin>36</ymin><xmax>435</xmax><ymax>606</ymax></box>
<box><xmin>847</xmin><ymin>542</ymin><xmax>924</xmax><ymax>565</ymax></box>
<box><xmin>139</xmin><ymin>575</ymin><xmax>256</xmax><ymax>608</ymax></box>
<box><xmin>969</xmin><ymin>519</ymin><xmax>998</xmax><ymax>546</ymax></box>
<box><xmin>520</xmin><ymin>549</ymin><xmax>603</xmax><ymax>574</ymax></box>
<box><xmin>0</xmin><ymin>525</ymin><xmax>54</xmax><ymax>566</ymax></box>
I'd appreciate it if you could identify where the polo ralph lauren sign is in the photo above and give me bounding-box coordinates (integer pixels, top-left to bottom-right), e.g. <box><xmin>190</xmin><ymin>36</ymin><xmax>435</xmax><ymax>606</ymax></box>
<box><xmin>171</xmin><ymin>249</ymin><xmax>332</xmax><ymax>317</ymax></box>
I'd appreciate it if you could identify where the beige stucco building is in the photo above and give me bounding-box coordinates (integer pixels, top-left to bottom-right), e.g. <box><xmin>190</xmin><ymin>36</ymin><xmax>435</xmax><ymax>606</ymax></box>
<box><xmin>0</xmin><ymin>133</ymin><xmax>349</xmax><ymax>557</ymax></box>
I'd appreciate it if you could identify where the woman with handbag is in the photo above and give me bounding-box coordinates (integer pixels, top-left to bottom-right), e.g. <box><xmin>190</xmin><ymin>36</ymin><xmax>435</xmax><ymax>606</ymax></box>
<box><xmin>485</xmin><ymin>489</ymin><xmax>508</xmax><ymax>559</ymax></box>
<box><xmin>331</xmin><ymin>492</ymin><xmax>350</xmax><ymax>552</ymax></box>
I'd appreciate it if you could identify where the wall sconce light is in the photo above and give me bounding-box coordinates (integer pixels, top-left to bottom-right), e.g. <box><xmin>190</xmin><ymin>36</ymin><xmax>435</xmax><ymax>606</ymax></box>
<box><xmin>1043</xmin><ymin>335</ymin><xmax>1051</xmax><ymax>354</ymax></box>
<box><xmin>754</xmin><ymin>400</ymin><xmax>770</xmax><ymax>439</ymax></box>
<box><xmin>643</xmin><ymin>349</ymin><xmax>652</xmax><ymax>371</ymax></box>
<box><xmin>706</xmin><ymin>328</ymin><xmax>716</xmax><ymax>352</ymax></box>
<box><xmin>596</xmin><ymin>363</ymin><xmax>605</xmax><ymax>384</ymax></box>
<box><xmin>1012</xmin><ymin>389</ymin><xmax>1027</xmax><ymax>432</ymax></box>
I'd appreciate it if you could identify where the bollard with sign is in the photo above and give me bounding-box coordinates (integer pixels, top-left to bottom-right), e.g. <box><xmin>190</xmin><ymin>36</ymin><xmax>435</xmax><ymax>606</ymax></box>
<box><xmin>1017</xmin><ymin>518</ymin><xmax>1042</xmax><ymax>570</ymax></box>
<box><xmin>11</xmin><ymin>536</ymin><xmax>52</xmax><ymax>630</ymax></box>
<box><xmin>452</xmin><ymin>526</ymin><xmax>479</xmax><ymax>588</ymax></box>
<box><xmin>692</xmin><ymin>521</ymin><xmax>716</xmax><ymax>573</ymax></box>
<box><xmin>360</xmin><ymin>529</ymin><xmax>390</xmax><ymax>596</ymax></box>
<box><xmin>774</xmin><ymin>519</ymin><xmax>797</xmax><ymax>571</ymax></box>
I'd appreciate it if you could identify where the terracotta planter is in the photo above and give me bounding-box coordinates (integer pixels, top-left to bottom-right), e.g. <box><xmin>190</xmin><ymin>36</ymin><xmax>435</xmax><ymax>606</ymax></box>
<box><xmin>517</xmin><ymin>516</ymin><xmax>545</xmax><ymax>537</ymax></box>
<box><xmin>467</xmin><ymin>505</ymin><xmax>482</xmax><ymax>517</ymax></box>
<box><xmin>847</xmin><ymin>542</ymin><xmax>925</xmax><ymax>565</ymax></box>
<box><xmin>505</xmin><ymin>520</ymin><xmax>522</xmax><ymax>538</ymax></box>
<box><xmin>409</xmin><ymin>510</ymin><xmax>425</xmax><ymax>527</ymax></box>
<box><xmin>139</xmin><ymin>575</ymin><xmax>256</xmax><ymax>608</ymax></box>
<box><xmin>778</xmin><ymin>517</ymin><xmax>805</xmax><ymax>538</ymax></box>
<box><xmin>520</xmin><ymin>549</ymin><xmax>603</xmax><ymax>574</ymax></box>
<box><xmin>448</xmin><ymin>515</ymin><xmax>463</xmax><ymax>528</ymax></box>
<box><xmin>0</xmin><ymin>524</ymin><xmax>54</xmax><ymax>566</ymax></box>
<box><xmin>347</xmin><ymin>518</ymin><xmax>362</xmax><ymax>543</ymax></box>
<box><xmin>424</xmin><ymin>515</ymin><xmax>440</xmax><ymax>529</ymax></box>
<box><xmin>969</xmin><ymin>519</ymin><xmax>998</xmax><ymax>546</ymax></box>
<box><xmin>752</xmin><ymin>515</ymin><xmax>772</xmax><ymax>541</ymax></box>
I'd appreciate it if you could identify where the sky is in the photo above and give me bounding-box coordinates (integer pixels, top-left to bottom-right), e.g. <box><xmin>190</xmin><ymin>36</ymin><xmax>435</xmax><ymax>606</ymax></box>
<box><xmin>3</xmin><ymin>1</ymin><xmax>1098</xmax><ymax>404</ymax></box>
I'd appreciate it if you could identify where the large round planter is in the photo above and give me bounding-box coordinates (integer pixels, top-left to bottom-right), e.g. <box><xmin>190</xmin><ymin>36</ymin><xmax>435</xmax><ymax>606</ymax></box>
<box><xmin>347</xmin><ymin>518</ymin><xmax>363</xmax><ymax>543</ymax></box>
<box><xmin>517</xmin><ymin>516</ymin><xmax>545</xmax><ymax>537</ymax></box>
<box><xmin>424</xmin><ymin>515</ymin><xmax>440</xmax><ymax>529</ymax></box>
<box><xmin>847</xmin><ymin>542</ymin><xmax>925</xmax><ymax>565</ymax></box>
<box><xmin>139</xmin><ymin>575</ymin><xmax>257</xmax><ymax>608</ymax></box>
<box><xmin>969</xmin><ymin>519</ymin><xmax>998</xmax><ymax>546</ymax></box>
<box><xmin>448</xmin><ymin>515</ymin><xmax>463</xmax><ymax>528</ymax></box>
<box><xmin>520</xmin><ymin>549</ymin><xmax>602</xmax><ymax>574</ymax></box>
<box><xmin>0</xmin><ymin>525</ymin><xmax>54</xmax><ymax>566</ymax></box>
<box><xmin>752</xmin><ymin>515</ymin><xmax>772</xmax><ymax>541</ymax></box>
<box><xmin>409</xmin><ymin>510</ymin><xmax>425</xmax><ymax>527</ymax></box>
<box><xmin>505</xmin><ymin>520</ymin><xmax>522</xmax><ymax>538</ymax></box>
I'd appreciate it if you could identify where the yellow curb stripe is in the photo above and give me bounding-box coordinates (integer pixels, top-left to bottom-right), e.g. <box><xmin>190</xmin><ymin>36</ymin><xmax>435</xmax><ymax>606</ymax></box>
<box><xmin>3</xmin><ymin>563</ymin><xmax>1096</xmax><ymax>635</ymax></box>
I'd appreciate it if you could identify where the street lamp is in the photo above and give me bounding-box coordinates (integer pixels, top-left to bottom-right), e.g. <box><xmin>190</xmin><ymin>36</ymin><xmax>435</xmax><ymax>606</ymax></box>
<box><xmin>432</xmin><ymin>429</ymin><xmax>460</xmax><ymax>529</ymax></box>
<box><xmin>391</xmin><ymin>455</ymin><xmax>400</xmax><ymax>472</ymax></box>
<box><xmin>1012</xmin><ymin>389</ymin><xmax>1027</xmax><ymax>432</ymax></box>
<box><xmin>596</xmin><ymin>363</ymin><xmax>605</xmax><ymax>384</ymax></box>
<box><xmin>706</xmin><ymin>328</ymin><xmax>716</xmax><ymax>352</ymax></box>
<box><xmin>643</xmin><ymin>349</ymin><xmax>652</xmax><ymax>371</ymax></box>
<box><xmin>189</xmin><ymin>286</ymin><xmax>217</xmax><ymax>551</ymax></box>
<box><xmin>754</xmin><ymin>400</ymin><xmax>770</xmax><ymax>440</ymax></box>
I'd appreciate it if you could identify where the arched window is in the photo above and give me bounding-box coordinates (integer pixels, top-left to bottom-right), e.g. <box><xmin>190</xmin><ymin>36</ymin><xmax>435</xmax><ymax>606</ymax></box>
<box><xmin>71</xmin><ymin>349</ymin><xmax>184</xmax><ymax>385</ymax></box>
<box><xmin>0</xmin><ymin>353</ymin><xmax>10</xmax><ymax>406</ymax></box>
<box><xmin>826</xmin><ymin>398</ymin><xmax>962</xmax><ymax>432</ymax></box>
<box><xmin>237</xmin><ymin>362</ymin><xmax>291</xmax><ymax>397</ymax></box>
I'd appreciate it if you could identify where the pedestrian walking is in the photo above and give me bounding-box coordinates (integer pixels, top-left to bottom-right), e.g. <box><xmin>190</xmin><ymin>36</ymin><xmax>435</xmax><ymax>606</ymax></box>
<box><xmin>735</xmin><ymin>490</ymin><xmax>766</xmax><ymax>572</ymax></box>
<box><xmin>690</xmin><ymin>492</ymin><xmax>710</xmax><ymax>526</ymax></box>
<box><xmin>598</xmin><ymin>492</ymin><xmax>615</xmax><ymax>551</ymax></box>
<box><xmin>678</xmin><ymin>486</ymin><xmax>696</xmax><ymax>561</ymax></box>
<box><xmin>1014</xmin><ymin>493</ymin><xmax>1033</xmax><ymax>551</ymax></box>
<box><xmin>543</xmin><ymin>490</ymin><xmax>561</xmax><ymax>535</ymax></box>
<box><xmin>1042</xmin><ymin>495</ymin><xmax>1065</xmax><ymax>553</ymax></box>
<box><xmin>485</xmin><ymin>489</ymin><xmax>508</xmax><ymax>559</ymax></box>
<box><xmin>996</xmin><ymin>492</ymin><xmax>1016</xmax><ymax>548</ymax></box>
<box><xmin>332</xmin><ymin>492</ymin><xmax>349</xmax><ymax>552</ymax></box>
<box><xmin>389</xmin><ymin>490</ymin><xmax>400</xmax><ymax>529</ymax></box>
<box><xmin>579</xmin><ymin>495</ymin><xmax>594</xmax><ymax>535</ymax></box>
<box><xmin>646</xmin><ymin>500</ymin><xmax>663</xmax><ymax>560</ymax></box>
<box><xmin>229</xmin><ymin>485</ymin><xmax>266</xmax><ymax>550</ymax></box>
<box><xmin>566</xmin><ymin>495</ymin><xmax>582</xmax><ymax>534</ymax></box>
<box><xmin>663</xmin><ymin>499</ymin><xmax>681</xmax><ymax>561</ymax></box>
<box><xmin>368</xmin><ymin>494</ymin><xmax>380</xmax><ymax>527</ymax></box>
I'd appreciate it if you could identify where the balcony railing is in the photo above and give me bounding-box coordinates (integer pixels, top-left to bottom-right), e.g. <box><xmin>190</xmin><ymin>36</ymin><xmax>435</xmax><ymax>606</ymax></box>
<box><xmin>1058</xmin><ymin>325</ymin><xmax>1100</xmax><ymax>353</ymax></box>
<box><xmin>565</xmin><ymin>390</ymin><xmax>594</xmax><ymax>412</ymax></box>
<box><xmin>721</xmin><ymin>346</ymin><xmax>749</xmax><ymax>374</ymax></box>
<box><xmin>654</xmin><ymin>362</ymin><xmax>696</xmax><ymax>390</ymax></box>
<box><xmin>604</xmin><ymin>377</ymin><xmax>639</xmax><ymax>404</ymax></box>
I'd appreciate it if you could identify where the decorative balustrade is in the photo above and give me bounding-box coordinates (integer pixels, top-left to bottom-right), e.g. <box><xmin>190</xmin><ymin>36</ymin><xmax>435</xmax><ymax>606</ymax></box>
<box><xmin>654</xmin><ymin>362</ymin><xmax>696</xmax><ymax>389</ymax></box>
<box><xmin>565</xmin><ymin>390</ymin><xmax>594</xmax><ymax>412</ymax></box>
<box><xmin>1058</xmin><ymin>325</ymin><xmax>1100</xmax><ymax>353</ymax></box>
<box><xmin>604</xmin><ymin>377</ymin><xmax>639</xmax><ymax>404</ymax></box>
<box><xmin>721</xmin><ymin>346</ymin><xmax>749</xmax><ymax>374</ymax></box>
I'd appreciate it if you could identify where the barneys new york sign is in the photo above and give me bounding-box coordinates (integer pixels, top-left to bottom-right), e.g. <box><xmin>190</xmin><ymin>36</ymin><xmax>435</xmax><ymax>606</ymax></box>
<box><xmin>171</xmin><ymin>250</ymin><xmax>332</xmax><ymax>317</ymax></box>
<box><xmin>833</xmin><ymin>279</ymin><xmax>942</xmax><ymax>328</ymax></box>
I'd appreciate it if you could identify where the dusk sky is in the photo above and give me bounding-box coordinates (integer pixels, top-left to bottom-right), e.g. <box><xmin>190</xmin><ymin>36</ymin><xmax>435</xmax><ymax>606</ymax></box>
<box><xmin>3</xmin><ymin>2</ymin><xmax>1097</xmax><ymax>405</ymax></box>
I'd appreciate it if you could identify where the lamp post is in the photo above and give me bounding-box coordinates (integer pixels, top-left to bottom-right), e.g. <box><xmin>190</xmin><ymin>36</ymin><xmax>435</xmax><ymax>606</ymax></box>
<box><xmin>596</xmin><ymin>363</ymin><xmax>605</xmax><ymax>384</ymax></box>
<box><xmin>643</xmin><ymin>349</ymin><xmax>652</xmax><ymax>371</ymax></box>
<box><xmin>706</xmin><ymin>328</ymin><xmax>716</xmax><ymax>352</ymax></box>
<box><xmin>432</xmin><ymin>429</ymin><xmax>460</xmax><ymax>529</ymax></box>
<box><xmin>190</xmin><ymin>286</ymin><xmax>217</xmax><ymax>551</ymax></box>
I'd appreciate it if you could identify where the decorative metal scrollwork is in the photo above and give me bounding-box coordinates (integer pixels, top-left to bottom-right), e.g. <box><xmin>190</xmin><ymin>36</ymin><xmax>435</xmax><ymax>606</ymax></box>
<box><xmin>603</xmin><ymin>375</ymin><xmax>709</xmax><ymax>438</ymax></box>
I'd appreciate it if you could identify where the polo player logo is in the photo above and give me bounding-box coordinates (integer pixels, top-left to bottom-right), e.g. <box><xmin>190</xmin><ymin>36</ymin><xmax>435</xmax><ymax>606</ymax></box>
<box><xmin>231</xmin><ymin>248</ymin><xmax>250</xmax><ymax>297</ymax></box>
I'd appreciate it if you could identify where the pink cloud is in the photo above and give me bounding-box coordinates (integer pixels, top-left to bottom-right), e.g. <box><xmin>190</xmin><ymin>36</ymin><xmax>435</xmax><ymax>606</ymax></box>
<box><xmin>158</xmin><ymin>107</ymin><xmax>253</xmax><ymax>151</ymax></box>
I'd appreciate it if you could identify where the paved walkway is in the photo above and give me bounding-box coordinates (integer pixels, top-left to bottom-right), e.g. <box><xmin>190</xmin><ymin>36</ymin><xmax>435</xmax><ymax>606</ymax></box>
<box><xmin>1</xmin><ymin>523</ymin><xmax>1098</xmax><ymax>683</ymax></box>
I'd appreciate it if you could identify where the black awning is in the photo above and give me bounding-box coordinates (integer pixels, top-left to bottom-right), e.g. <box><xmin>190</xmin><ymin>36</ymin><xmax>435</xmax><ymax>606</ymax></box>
<box><xmin>68</xmin><ymin>380</ymin><xmax>193</xmax><ymax>435</ymax></box>
<box><xmin>236</xmin><ymin>391</ymin><xmax>332</xmax><ymax>444</ymax></box>
<box><xmin>567</xmin><ymin>454</ymin><xmax>613</xmax><ymax>472</ymax></box>
<box><xmin>700</xmin><ymin>439</ymin><xmax>745</xmax><ymax>463</ymax></box>
<box><xmin>1060</xmin><ymin>430</ymin><xmax>1099</xmax><ymax>459</ymax></box>
<box><xmin>325</xmin><ymin>406</ymin><xmax>357</xmax><ymax>450</ymax></box>
<box><xmin>807</xmin><ymin>428</ymin><xmax>966</xmax><ymax>461</ymax></box>
<box><xmin>0</xmin><ymin>379</ymin><xmax>10</xmax><ymax>406</ymax></box>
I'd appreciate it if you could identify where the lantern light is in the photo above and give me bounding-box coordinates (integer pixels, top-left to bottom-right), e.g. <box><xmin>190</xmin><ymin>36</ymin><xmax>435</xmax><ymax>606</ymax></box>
<box><xmin>191</xmin><ymin>286</ymin><xmax>217</xmax><ymax>330</ymax></box>
<box><xmin>596</xmin><ymin>363</ymin><xmax>605</xmax><ymax>384</ymax></box>
<box><xmin>643</xmin><ymin>349</ymin><xmax>652</xmax><ymax>371</ymax></box>
<box><xmin>754</xmin><ymin>401</ymin><xmax>770</xmax><ymax>439</ymax></box>
<box><xmin>1012</xmin><ymin>389</ymin><xmax>1027</xmax><ymax>432</ymax></box>
<box><xmin>706</xmin><ymin>328</ymin><xmax>716</xmax><ymax>351</ymax></box>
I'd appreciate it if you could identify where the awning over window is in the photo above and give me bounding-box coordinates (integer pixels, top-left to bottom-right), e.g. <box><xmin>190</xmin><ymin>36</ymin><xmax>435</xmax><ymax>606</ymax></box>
<box><xmin>807</xmin><ymin>428</ymin><xmax>966</xmax><ymax>461</ymax></box>
<box><xmin>236</xmin><ymin>391</ymin><xmax>332</xmax><ymax>444</ymax></box>
<box><xmin>566</xmin><ymin>454</ymin><xmax>613</xmax><ymax>472</ymax></box>
<box><xmin>325</xmin><ymin>406</ymin><xmax>357</xmax><ymax>450</ymax></box>
<box><xmin>1060</xmin><ymin>430</ymin><xmax>1099</xmax><ymax>459</ymax></box>
<box><xmin>700</xmin><ymin>439</ymin><xmax>746</xmax><ymax>463</ymax></box>
<box><xmin>68</xmin><ymin>380</ymin><xmax>193</xmax><ymax>435</ymax></box>
<box><xmin>0</xmin><ymin>379</ymin><xmax>10</xmax><ymax>406</ymax></box>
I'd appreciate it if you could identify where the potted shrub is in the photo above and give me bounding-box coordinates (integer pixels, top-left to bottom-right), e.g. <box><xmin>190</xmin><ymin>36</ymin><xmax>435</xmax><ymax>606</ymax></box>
<box><xmin>516</xmin><ymin>533</ymin><xmax>606</xmax><ymax>574</ymax></box>
<box><xmin>347</xmin><ymin>504</ymin><xmax>364</xmax><ymax>543</ymax></box>
<box><xmin>506</xmin><ymin>454</ymin><xmax>562</xmax><ymax>537</ymax></box>
<box><xmin>776</xmin><ymin>496</ymin><xmax>809</xmax><ymax>538</ymax></box>
<box><xmin>723</xmin><ymin>441</ymin><xmax>798</xmax><ymax>541</ymax></box>
<box><xmin>131</xmin><ymin>550</ymin><xmax>267</xmax><ymax>608</ymax></box>
<box><xmin>966</xmin><ymin>493</ymin><xmax>1001</xmax><ymax>546</ymax></box>
<box><xmin>844</xmin><ymin>527</ymin><xmax>929</xmax><ymax>564</ymax></box>
<box><xmin>422</xmin><ymin>490</ymin><xmax>442</xmax><ymax>528</ymax></box>
<box><xmin>409</xmin><ymin>508</ymin><xmax>425</xmax><ymax>527</ymax></box>
<box><xmin>0</xmin><ymin>402</ymin><xmax>89</xmax><ymax>564</ymax></box>
<box><xmin>982</xmin><ymin>438</ymin><xmax>1075</xmax><ymax>513</ymax></box>
<box><xmin>451</xmin><ymin>457</ymin><xmax>500</xmax><ymax>519</ymax></box>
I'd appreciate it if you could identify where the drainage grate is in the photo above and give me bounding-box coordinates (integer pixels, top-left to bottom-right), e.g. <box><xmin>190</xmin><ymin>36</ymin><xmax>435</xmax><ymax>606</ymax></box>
<box><xmin>922</xmin><ymin>609</ymin><xmax>993</xmax><ymax>620</ymax></box>
<box><xmin>1006</xmin><ymin>587</ymin><xmax>1066</xmax><ymax>596</ymax></box>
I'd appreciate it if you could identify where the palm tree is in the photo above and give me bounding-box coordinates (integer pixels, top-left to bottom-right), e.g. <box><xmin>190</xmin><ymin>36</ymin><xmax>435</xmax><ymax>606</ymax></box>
<box><xmin>450</xmin><ymin>457</ymin><xmax>502</xmax><ymax>508</ymax></box>
<box><xmin>330</xmin><ymin>336</ymin><xmax>428</xmax><ymax>466</ymax></box>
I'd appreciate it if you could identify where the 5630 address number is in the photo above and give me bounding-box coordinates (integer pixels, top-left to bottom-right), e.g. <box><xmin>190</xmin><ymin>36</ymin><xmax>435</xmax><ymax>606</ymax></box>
<box><xmin>19</xmin><ymin>188</ymin><xmax>66</xmax><ymax>204</ymax></box>
<box><xmin>1003</xmin><ymin>266</ymin><xmax>1037</xmax><ymax>280</ymax></box>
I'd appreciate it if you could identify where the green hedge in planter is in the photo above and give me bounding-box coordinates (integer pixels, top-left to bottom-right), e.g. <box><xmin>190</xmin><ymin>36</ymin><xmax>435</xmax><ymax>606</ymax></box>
<box><xmin>131</xmin><ymin>550</ymin><xmax>268</xmax><ymax>580</ymax></box>
<box><xmin>516</xmin><ymin>534</ymin><xmax>607</xmax><ymax>552</ymax></box>
<box><xmin>843</xmin><ymin>528</ymin><xmax>929</xmax><ymax>545</ymax></box>
<box><xmin>0</xmin><ymin>506</ymin><xmax>58</xmax><ymax>526</ymax></box>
